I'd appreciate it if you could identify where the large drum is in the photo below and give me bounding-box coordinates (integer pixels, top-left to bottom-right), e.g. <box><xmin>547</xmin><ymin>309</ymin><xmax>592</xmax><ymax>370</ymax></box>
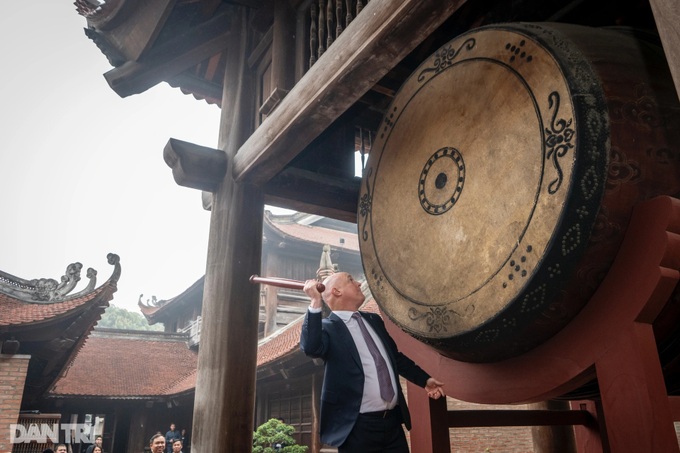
<box><xmin>359</xmin><ymin>22</ymin><xmax>680</xmax><ymax>362</ymax></box>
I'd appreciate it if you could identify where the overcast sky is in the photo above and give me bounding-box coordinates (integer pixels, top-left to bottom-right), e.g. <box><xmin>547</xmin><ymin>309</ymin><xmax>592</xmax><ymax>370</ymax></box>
<box><xmin>0</xmin><ymin>3</ymin><xmax>226</xmax><ymax>312</ymax></box>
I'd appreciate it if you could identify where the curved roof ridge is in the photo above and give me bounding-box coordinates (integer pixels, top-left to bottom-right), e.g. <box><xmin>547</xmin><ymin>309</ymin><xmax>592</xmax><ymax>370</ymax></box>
<box><xmin>0</xmin><ymin>253</ymin><xmax>120</xmax><ymax>304</ymax></box>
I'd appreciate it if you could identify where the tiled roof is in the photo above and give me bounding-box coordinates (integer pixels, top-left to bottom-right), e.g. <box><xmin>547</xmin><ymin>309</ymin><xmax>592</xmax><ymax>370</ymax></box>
<box><xmin>257</xmin><ymin>298</ymin><xmax>381</xmax><ymax>368</ymax></box>
<box><xmin>162</xmin><ymin>369</ymin><xmax>197</xmax><ymax>395</ymax></box>
<box><xmin>0</xmin><ymin>285</ymin><xmax>109</xmax><ymax>327</ymax></box>
<box><xmin>257</xmin><ymin>316</ymin><xmax>304</xmax><ymax>367</ymax></box>
<box><xmin>52</xmin><ymin>298</ymin><xmax>382</xmax><ymax>397</ymax></box>
<box><xmin>268</xmin><ymin>220</ymin><xmax>359</xmax><ymax>252</ymax></box>
<box><xmin>139</xmin><ymin>277</ymin><xmax>204</xmax><ymax>323</ymax></box>
<box><xmin>138</xmin><ymin>302</ymin><xmax>161</xmax><ymax>318</ymax></box>
<box><xmin>0</xmin><ymin>254</ymin><xmax>121</xmax><ymax>329</ymax></box>
<box><xmin>50</xmin><ymin>331</ymin><xmax>198</xmax><ymax>398</ymax></box>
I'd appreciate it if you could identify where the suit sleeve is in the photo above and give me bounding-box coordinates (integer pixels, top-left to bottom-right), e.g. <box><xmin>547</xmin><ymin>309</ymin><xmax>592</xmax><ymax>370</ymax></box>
<box><xmin>300</xmin><ymin>310</ymin><xmax>329</xmax><ymax>359</ymax></box>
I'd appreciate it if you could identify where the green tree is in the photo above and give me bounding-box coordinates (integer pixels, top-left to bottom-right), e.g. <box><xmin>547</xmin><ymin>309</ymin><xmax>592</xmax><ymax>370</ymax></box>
<box><xmin>96</xmin><ymin>304</ymin><xmax>163</xmax><ymax>331</ymax></box>
<box><xmin>253</xmin><ymin>418</ymin><xmax>307</xmax><ymax>453</ymax></box>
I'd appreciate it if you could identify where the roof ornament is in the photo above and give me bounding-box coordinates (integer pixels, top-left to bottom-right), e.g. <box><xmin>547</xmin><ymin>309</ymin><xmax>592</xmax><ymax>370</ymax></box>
<box><xmin>0</xmin><ymin>253</ymin><xmax>120</xmax><ymax>303</ymax></box>
<box><xmin>316</xmin><ymin>244</ymin><xmax>337</xmax><ymax>282</ymax></box>
<box><xmin>138</xmin><ymin>294</ymin><xmax>161</xmax><ymax>308</ymax></box>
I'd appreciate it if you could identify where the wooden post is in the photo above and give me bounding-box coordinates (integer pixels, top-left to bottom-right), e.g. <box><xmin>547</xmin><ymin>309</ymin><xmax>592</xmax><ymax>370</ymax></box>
<box><xmin>311</xmin><ymin>372</ymin><xmax>322</xmax><ymax>453</ymax></box>
<box><xmin>263</xmin><ymin>285</ymin><xmax>278</xmax><ymax>336</ymax></box>
<box><xmin>529</xmin><ymin>400</ymin><xmax>577</xmax><ymax>453</ymax></box>
<box><xmin>191</xmin><ymin>6</ymin><xmax>264</xmax><ymax>453</ymax></box>
<box><xmin>407</xmin><ymin>380</ymin><xmax>450</xmax><ymax>452</ymax></box>
<box><xmin>595</xmin><ymin>322</ymin><xmax>680</xmax><ymax>453</ymax></box>
<box><xmin>570</xmin><ymin>400</ymin><xmax>606</xmax><ymax>453</ymax></box>
<box><xmin>272</xmin><ymin>0</ymin><xmax>295</xmax><ymax>93</ymax></box>
<box><xmin>648</xmin><ymin>0</ymin><xmax>680</xmax><ymax>100</ymax></box>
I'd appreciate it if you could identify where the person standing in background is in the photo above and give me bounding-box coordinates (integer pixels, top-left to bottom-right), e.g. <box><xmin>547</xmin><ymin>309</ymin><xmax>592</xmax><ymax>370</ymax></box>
<box><xmin>164</xmin><ymin>424</ymin><xmax>180</xmax><ymax>453</ymax></box>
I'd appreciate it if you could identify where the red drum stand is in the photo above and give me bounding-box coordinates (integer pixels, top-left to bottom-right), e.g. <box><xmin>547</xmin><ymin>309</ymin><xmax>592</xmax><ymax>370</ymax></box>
<box><xmin>386</xmin><ymin>196</ymin><xmax>680</xmax><ymax>453</ymax></box>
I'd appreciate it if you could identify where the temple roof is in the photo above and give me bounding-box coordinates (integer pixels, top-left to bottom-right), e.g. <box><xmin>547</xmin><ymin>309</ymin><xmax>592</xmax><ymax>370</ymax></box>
<box><xmin>256</xmin><ymin>315</ymin><xmax>304</xmax><ymax>367</ymax></box>
<box><xmin>49</xmin><ymin>329</ymin><xmax>198</xmax><ymax>399</ymax></box>
<box><xmin>74</xmin><ymin>0</ymin><xmax>242</xmax><ymax>105</ymax></box>
<box><xmin>0</xmin><ymin>254</ymin><xmax>121</xmax><ymax>402</ymax></box>
<box><xmin>263</xmin><ymin>212</ymin><xmax>359</xmax><ymax>252</ymax></box>
<box><xmin>256</xmin><ymin>297</ymin><xmax>379</xmax><ymax>369</ymax></box>
<box><xmin>0</xmin><ymin>254</ymin><xmax>120</xmax><ymax>331</ymax></box>
<box><xmin>0</xmin><ymin>285</ymin><xmax>109</xmax><ymax>327</ymax></box>
<box><xmin>52</xmin><ymin>296</ymin><xmax>380</xmax><ymax>398</ymax></box>
<box><xmin>138</xmin><ymin>276</ymin><xmax>204</xmax><ymax>323</ymax></box>
<box><xmin>140</xmin><ymin>211</ymin><xmax>360</xmax><ymax>324</ymax></box>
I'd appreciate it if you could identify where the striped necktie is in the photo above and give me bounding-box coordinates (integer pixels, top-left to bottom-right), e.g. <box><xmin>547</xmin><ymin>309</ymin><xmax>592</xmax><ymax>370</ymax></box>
<box><xmin>352</xmin><ymin>312</ymin><xmax>395</xmax><ymax>402</ymax></box>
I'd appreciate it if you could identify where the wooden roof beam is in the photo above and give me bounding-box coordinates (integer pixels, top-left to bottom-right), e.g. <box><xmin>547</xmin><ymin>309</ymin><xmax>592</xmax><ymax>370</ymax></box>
<box><xmin>263</xmin><ymin>168</ymin><xmax>360</xmax><ymax>223</ymax></box>
<box><xmin>232</xmin><ymin>0</ymin><xmax>465</xmax><ymax>185</ymax></box>
<box><xmin>163</xmin><ymin>138</ymin><xmax>227</xmax><ymax>192</ymax></box>
<box><xmin>104</xmin><ymin>4</ymin><xmax>236</xmax><ymax>98</ymax></box>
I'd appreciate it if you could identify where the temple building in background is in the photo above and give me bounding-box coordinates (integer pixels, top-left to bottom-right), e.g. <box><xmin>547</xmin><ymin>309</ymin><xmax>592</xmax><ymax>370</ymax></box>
<box><xmin>0</xmin><ymin>254</ymin><xmax>120</xmax><ymax>453</ymax></box>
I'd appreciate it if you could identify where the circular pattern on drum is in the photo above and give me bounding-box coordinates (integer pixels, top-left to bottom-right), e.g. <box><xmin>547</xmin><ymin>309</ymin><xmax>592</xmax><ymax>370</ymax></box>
<box><xmin>418</xmin><ymin>147</ymin><xmax>466</xmax><ymax>215</ymax></box>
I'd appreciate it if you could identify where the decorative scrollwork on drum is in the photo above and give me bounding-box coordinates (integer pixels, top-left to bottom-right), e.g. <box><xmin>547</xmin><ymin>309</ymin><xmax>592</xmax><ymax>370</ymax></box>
<box><xmin>607</xmin><ymin>148</ymin><xmax>643</xmax><ymax>189</ymax></box>
<box><xmin>580</xmin><ymin>167</ymin><xmax>600</xmax><ymax>200</ymax></box>
<box><xmin>417</xmin><ymin>38</ymin><xmax>476</xmax><ymax>82</ymax></box>
<box><xmin>418</xmin><ymin>147</ymin><xmax>465</xmax><ymax>215</ymax></box>
<box><xmin>473</xmin><ymin>316</ymin><xmax>518</xmax><ymax>344</ymax></box>
<box><xmin>647</xmin><ymin>147</ymin><xmax>680</xmax><ymax>164</ymax></box>
<box><xmin>520</xmin><ymin>283</ymin><xmax>547</xmax><ymax>313</ymax></box>
<box><xmin>561</xmin><ymin>223</ymin><xmax>582</xmax><ymax>256</ymax></box>
<box><xmin>360</xmin><ymin>167</ymin><xmax>373</xmax><ymax>241</ymax></box>
<box><xmin>609</xmin><ymin>86</ymin><xmax>665</xmax><ymax>128</ymax></box>
<box><xmin>545</xmin><ymin>91</ymin><xmax>575</xmax><ymax>194</ymax></box>
<box><xmin>408</xmin><ymin>307</ymin><xmax>451</xmax><ymax>333</ymax></box>
<box><xmin>474</xmin><ymin>328</ymin><xmax>500</xmax><ymax>344</ymax></box>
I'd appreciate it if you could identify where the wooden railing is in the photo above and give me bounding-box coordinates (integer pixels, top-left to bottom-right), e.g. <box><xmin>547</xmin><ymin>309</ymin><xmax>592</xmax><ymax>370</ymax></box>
<box><xmin>309</xmin><ymin>0</ymin><xmax>371</xmax><ymax>67</ymax></box>
<box><xmin>179</xmin><ymin>316</ymin><xmax>202</xmax><ymax>346</ymax></box>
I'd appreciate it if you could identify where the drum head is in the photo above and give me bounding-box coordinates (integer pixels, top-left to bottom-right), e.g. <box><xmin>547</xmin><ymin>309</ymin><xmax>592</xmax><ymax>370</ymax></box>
<box><xmin>359</xmin><ymin>23</ymin><xmax>609</xmax><ymax>362</ymax></box>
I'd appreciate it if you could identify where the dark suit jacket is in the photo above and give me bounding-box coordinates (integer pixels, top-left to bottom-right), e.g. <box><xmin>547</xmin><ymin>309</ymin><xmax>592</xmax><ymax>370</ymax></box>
<box><xmin>300</xmin><ymin>310</ymin><xmax>430</xmax><ymax>447</ymax></box>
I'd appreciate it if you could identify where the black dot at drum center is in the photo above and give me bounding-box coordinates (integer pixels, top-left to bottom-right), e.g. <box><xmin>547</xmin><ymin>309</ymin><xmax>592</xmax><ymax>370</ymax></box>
<box><xmin>435</xmin><ymin>172</ymin><xmax>448</xmax><ymax>189</ymax></box>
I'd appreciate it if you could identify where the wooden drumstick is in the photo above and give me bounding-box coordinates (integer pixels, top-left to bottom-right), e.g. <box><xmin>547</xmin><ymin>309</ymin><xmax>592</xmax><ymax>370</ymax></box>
<box><xmin>249</xmin><ymin>275</ymin><xmax>325</xmax><ymax>293</ymax></box>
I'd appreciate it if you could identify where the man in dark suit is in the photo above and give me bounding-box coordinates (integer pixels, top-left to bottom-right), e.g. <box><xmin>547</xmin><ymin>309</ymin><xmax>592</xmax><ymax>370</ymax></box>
<box><xmin>301</xmin><ymin>272</ymin><xmax>445</xmax><ymax>452</ymax></box>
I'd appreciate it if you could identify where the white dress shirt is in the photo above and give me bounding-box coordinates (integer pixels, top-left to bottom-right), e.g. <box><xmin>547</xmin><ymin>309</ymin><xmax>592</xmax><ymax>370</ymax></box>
<box><xmin>327</xmin><ymin>309</ymin><xmax>398</xmax><ymax>412</ymax></box>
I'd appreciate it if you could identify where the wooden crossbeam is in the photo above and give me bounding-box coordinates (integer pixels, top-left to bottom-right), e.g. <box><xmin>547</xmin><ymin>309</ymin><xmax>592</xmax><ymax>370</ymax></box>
<box><xmin>447</xmin><ymin>409</ymin><xmax>595</xmax><ymax>428</ymax></box>
<box><xmin>263</xmin><ymin>168</ymin><xmax>360</xmax><ymax>223</ymax></box>
<box><xmin>232</xmin><ymin>0</ymin><xmax>465</xmax><ymax>185</ymax></box>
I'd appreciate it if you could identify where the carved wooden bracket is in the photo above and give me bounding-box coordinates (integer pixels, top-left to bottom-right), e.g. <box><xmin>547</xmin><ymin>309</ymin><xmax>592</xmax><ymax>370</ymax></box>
<box><xmin>259</xmin><ymin>87</ymin><xmax>290</xmax><ymax>117</ymax></box>
<box><xmin>163</xmin><ymin>138</ymin><xmax>227</xmax><ymax>192</ymax></box>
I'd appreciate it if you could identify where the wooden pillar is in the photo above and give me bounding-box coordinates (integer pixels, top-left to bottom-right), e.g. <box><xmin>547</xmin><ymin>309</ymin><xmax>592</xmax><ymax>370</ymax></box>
<box><xmin>272</xmin><ymin>0</ymin><xmax>296</xmax><ymax>92</ymax></box>
<box><xmin>263</xmin><ymin>286</ymin><xmax>278</xmax><ymax>336</ymax></box>
<box><xmin>595</xmin><ymin>322</ymin><xmax>680</xmax><ymax>453</ymax></box>
<box><xmin>570</xmin><ymin>400</ymin><xmax>606</xmax><ymax>453</ymax></box>
<box><xmin>529</xmin><ymin>400</ymin><xmax>576</xmax><ymax>453</ymax></box>
<box><xmin>648</xmin><ymin>0</ymin><xmax>680</xmax><ymax>99</ymax></box>
<box><xmin>311</xmin><ymin>372</ymin><xmax>322</xmax><ymax>453</ymax></box>
<box><xmin>109</xmin><ymin>409</ymin><xmax>118</xmax><ymax>453</ymax></box>
<box><xmin>127</xmin><ymin>410</ymin><xmax>148</xmax><ymax>453</ymax></box>
<box><xmin>263</xmin><ymin>253</ymin><xmax>282</xmax><ymax>336</ymax></box>
<box><xmin>407</xmin><ymin>380</ymin><xmax>450</xmax><ymax>453</ymax></box>
<box><xmin>191</xmin><ymin>6</ymin><xmax>264</xmax><ymax>453</ymax></box>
